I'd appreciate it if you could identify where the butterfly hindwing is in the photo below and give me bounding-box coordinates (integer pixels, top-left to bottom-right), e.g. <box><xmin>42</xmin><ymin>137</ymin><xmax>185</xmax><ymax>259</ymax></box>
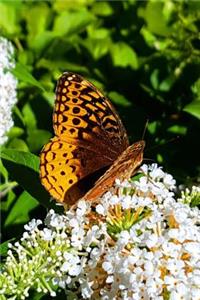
<box><xmin>40</xmin><ymin>137</ymin><xmax>113</xmax><ymax>204</ymax></box>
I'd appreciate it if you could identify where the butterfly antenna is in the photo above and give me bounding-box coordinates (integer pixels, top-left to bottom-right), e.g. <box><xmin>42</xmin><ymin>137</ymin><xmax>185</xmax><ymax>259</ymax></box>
<box><xmin>143</xmin><ymin>158</ymin><xmax>155</xmax><ymax>163</ymax></box>
<box><xmin>142</xmin><ymin>119</ymin><xmax>149</xmax><ymax>140</ymax></box>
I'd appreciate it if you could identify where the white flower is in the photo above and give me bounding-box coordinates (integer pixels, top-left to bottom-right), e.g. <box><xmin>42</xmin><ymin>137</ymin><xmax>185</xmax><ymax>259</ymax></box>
<box><xmin>84</xmin><ymin>225</ymin><xmax>103</xmax><ymax>246</ymax></box>
<box><xmin>0</xmin><ymin>37</ymin><xmax>18</xmax><ymax>145</ymax></box>
<box><xmin>121</xmin><ymin>195</ymin><xmax>133</xmax><ymax>209</ymax></box>
<box><xmin>53</xmin><ymin>276</ymin><xmax>72</xmax><ymax>289</ymax></box>
<box><xmin>71</xmin><ymin>227</ymin><xmax>85</xmax><ymax>248</ymax></box>
<box><xmin>163</xmin><ymin>174</ymin><xmax>176</xmax><ymax>189</ymax></box>
<box><xmin>168</xmin><ymin>226</ymin><xmax>196</xmax><ymax>244</ymax></box>
<box><xmin>69</xmin><ymin>217</ymin><xmax>79</xmax><ymax>228</ymax></box>
<box><xmin>129</xmin><ymin>228</ymin><xmax>142</xmax><ymax>243</ymax></box>
<box><xmin>117</xmin><ymin>231</ymin><xmax>130</xmax><ymax>248</ymax></box>
<box><xmin>166</xmin><ymin>259</ymin><xmax>185</xmax><ymax>275</ymax></box>
<box><xmin>184</xmin><ymin>242</ymin><xmax>200</xmax><ymax>256</ymax></box>
<box><xmin>79</xmin><ymin>278</ymin><xmax>93</xmax><ymax>299</ymax></box>
<box><xmin>96</xmin><ymin>193</ymin><xmax>120</xmax><ymax>216</ymax></box>
<box><xmin>89</xmin><ymin>245</ymin><xmax>104</xmax><ymax>268</ymax></box>
<box><xmin>96</xmin><ymin>203</ymin><xmax>106</xmax><ymax>215</ymax></box>
<box><xmin>61</xmin><ymin>252</ymin><xmax>81</xmax><ymax>276</ymax></box>
<box><xmin>134</xmin><ymin>176</ymin><xmax>149</xmax><ymax>192</ymax></box>
<box><xmin>102</xmin><ymin>261</ymin><xmax>114</xmax><ymax>274</ymax></box>
<box><xmin>144</xmin><ymin>261</ymin><xmax>154</xmax><ymax>276</ymax></box>
<box><xmin>45</xmin><ymin>209</ymin><xmax>66</xmax><ymax>228</ymax></box>
<box><xmin>24</xmin><ymin>219</ymin><xmax>42</xmax><ymax>232</ymax></box>
<box><xmin>140</xmin><ymin>164</ymin><xmax>148</xmax><ymax>174</ymax></box>
<box><xmin>145</xmin><ymin>233</ymin><xmax>158</xmax><ymax>248</ymax></box>
<box><xmin>149</xmin><ymin>164</ymin><xmax>165</xmax><ymax>179</ymax></box>
<box><xmin>40</xmin><ymin>228</ymin><xmax>54</xmax><ymax>241</ymax></box>
<box><xmin>162</xmin><ymin>241</ymin><xmax>182</xmax><ymax>258</ymax></box>
<box><xmin>76</xmin><ymin>200</ymin><xmax>90</xmax><ymax>216</ymax></box>
<box><xmin>164</xmin><ymin>275</ymin><xmax>177</xmax><ymax>289</ymax></box>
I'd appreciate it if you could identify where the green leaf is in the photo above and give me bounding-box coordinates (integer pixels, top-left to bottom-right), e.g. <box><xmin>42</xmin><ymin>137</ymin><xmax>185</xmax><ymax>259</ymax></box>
<box><xmin>0</xmin><ymin>188</ymin><xmax>16</xmax><ymax>212</ymax></box>
<box><xmin>42</xmin><ymin>91</ymin><xmax>55</xmax><ymax>107</ymax></box>
<box><xmin>140</xmin><ymin>27</ymin><xmax>157</xmax><ymax>48</ymax></box>
<box><xmin>31</xmin><ymin>292</ymin><xmax>47</xmax><ymax>300</ymax></box>
<box><xmin>138</xmin><ymin>1</ymin><xmax>171</xmax><ymax>36</ymax></box>
<box><xmin>167</xmin><ymin>125</ymin><xmax>187</xmax><ymax>135</ymax></box>
<box><xmin>36</xmin><ymin>58</ymin><xmax>88</xmax><ymax>74</ymax></box>
<box><xmin>7</xmin><ymin>126</ymin><xmax>24</xmax><ymax>139</ymax></box>
<box><xmin>87</xmin><ymin>27</ymin><xmax>110</xmax><ymax>39</ymax></box>
<box><xmin>5</xmin><ymin>191</ymin><xmax>38</xmax><ymax>226</ymax></box>
<box><xmin>148</xmin><ymin>121</ymin><xmax>157</xmax><ymax>135</ymax></box>
<box><xmin>159</xmin><ymin>75</ymin><xmax>175</xmax><ymax>92</ymax></box>
<box><xmin>0</xmin><ymin>2</ymin><xmax>19</xmax><ymax>34</ymax></box>
<box><xmin>53</xmin><ymin>0</ymin><xmax>92</xmax><ymax>12</ymax></box>
<box><xmin>108</xmin><ymin>91</ymin><xmax>131</xmax><ymax>107</ymax></box>
<box><xmin>183</xmin><ymin>101</ymin><xmax>200</xmax><ymax>120</ymax></box>
<box><xmin>7</xmin><ymin>138</ymin><xmax>29</xmax><ymax>152</ymax></box>
<box><xmin>29</xmin><ymin>31</ymin><xmax>57</xmax><ymax>52</ymax></box>
<box><xmin>84</xmin><ymin>38</ymin><xmax>110</xmax><ymax>60</ymax></box>
<box><xmin>24</xmin><ymin>3</ymin><xmax>51</xmax><ymax>39</ymax></box>
<box><xmin>27</xmin><ymin>129</ymin><xmax>52</xmax><ymax>152</ymax></box>
<box><xmin>22</xmin><ymin>2</ymin><xmax>56</xmax><ymax>52</ymax></box>
<box><xmin>191</xmin><ymin>78</ymin><xmax>200</xmax><ymax>100</ymax></box>
<box><xmin>151</xmin><ymin>70</ymin><xmax>175</xmax><ymax>92</ymax></box>
<box><xmin>13</xmin><ymin>106</ymin><xmax>25</xmax><ymax>128</ymax></box>
<box><xmin>131</xmin><ymin>173</ymin><xmax>144</xmax><ymax>182</ymax></box>
<box><xmin>22</xmin><ymin>103</ymin><xmax>37</xmax><ymax>130</ymax></box>
<box><xmin>0</xmin><ymin>238</ymin><xmax>15</xmax><ymax>257</ymax></box>
<box><xmin>110</xmin><ymin>42</ymin><xmax>138</xmax><ymax>69</ymax></box>
<box><xmin>0</xmin><ymin>158</ymin><xmax>8</xmax><ymax>182</ymax></box>
<box><xmin>150</xmin><ymin>69</ymin><xmax>159</xmax><ymax>89</ymax></box>
<box><xmin>0</xmin><ymin>149</ymin><xmax>62</xmax><ymax>212</ymax></box>
<box><xmin>91</xmin><ymin>2</ymin><xmax>113</xmax><ymax>16</ymax></box>
<box><xmin>12</xmin><ymin>63</ymin><xmax>45</xmax><ymax>91</ymax></box>
<box><xmin>53</xmin><ymin>10</ymin><xmax>94</xmax><ymax>37</ymax></box>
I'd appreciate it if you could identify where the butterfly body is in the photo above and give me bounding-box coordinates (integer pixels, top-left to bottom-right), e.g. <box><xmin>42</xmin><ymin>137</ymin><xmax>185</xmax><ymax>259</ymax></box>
<box><xmin>40</xmin><ymin>72</ymin><xmax>144</xmax><ymax>205</ymax></box>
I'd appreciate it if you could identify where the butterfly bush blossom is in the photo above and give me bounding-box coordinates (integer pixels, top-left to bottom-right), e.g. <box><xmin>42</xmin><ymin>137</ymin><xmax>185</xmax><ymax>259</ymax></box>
<box><xmin>1</xmin><ymin>164</ymin><xmax>200</xmax><ymax>300</ymax></box>
<box><xmin>0</xmin><ymin>37</ymin><xmax>18</xmax><ymax>145</ymax></box>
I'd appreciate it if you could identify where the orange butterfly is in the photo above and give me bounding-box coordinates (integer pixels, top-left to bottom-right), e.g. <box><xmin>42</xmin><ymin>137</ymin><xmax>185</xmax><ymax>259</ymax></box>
<box><xmin>40</xmin><ymin>72</ymin><xmax>145</xmax><ymax>205</ymax></box>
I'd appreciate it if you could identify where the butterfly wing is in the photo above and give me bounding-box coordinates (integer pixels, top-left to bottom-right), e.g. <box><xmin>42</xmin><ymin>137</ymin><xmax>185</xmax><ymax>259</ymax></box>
<box><xmin>40</xmin><ymin>137</ymin><xmax>112</xmax><ymax>204</ymax></box>
<box><xmin>40</xmin><ymin>72</ymin><xmax>129</xmax><ymax>204</ymax></box>
<box><xmin>53</xmin><ymin>72</ymin><xmax>129</xmax><ymax>156</ymax></box>
<box><xmin>84</xmin><ymin>140</ymin><xmax>145</xmax><ymax>201</ymax></box>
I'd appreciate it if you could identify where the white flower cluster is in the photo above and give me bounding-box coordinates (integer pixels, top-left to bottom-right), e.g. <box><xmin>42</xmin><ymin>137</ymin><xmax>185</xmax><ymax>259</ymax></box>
<box><xmin>0</xmin><ymin>164</ymin><xmax>200</xmax><ymax>300</ymax></box>
<box><xmin>0</xmin><ymin>37</ymin><xmax>18</xmax><ymax>145</ymax></box>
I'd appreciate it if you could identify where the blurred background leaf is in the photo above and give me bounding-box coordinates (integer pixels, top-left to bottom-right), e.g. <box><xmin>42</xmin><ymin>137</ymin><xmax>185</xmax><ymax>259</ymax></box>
<box><xmin>12</xmin><ymin>63</ymin><xmax>45</xmax><ymax>91</ymax></box>
<box><xmin>184</xmin><ymin>101</ymin><xmax>200</xmax><ymax>120</ymax></box>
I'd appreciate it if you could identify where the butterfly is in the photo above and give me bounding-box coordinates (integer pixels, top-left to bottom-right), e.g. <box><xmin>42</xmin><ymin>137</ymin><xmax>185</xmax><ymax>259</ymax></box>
<box><xmin>40</xmin><ymin>72</ymin><xmax>145</xmax><ymax>206</ymax></box>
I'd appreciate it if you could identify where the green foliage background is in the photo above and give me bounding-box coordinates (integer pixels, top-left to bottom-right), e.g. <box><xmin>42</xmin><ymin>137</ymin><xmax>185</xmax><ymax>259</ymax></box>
<box><xmin>1</xmin><ymin>0</ymin><xmax>200</xmax><ymax>245</ymax></box>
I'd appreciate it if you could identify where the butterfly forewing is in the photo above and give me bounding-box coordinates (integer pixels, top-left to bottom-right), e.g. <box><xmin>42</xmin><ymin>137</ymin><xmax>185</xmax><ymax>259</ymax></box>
<box><xmin>53</xmin><ymin>72</ymin><xmax>129</xmax><ymax>155</ymax></box>
<box><xmin>40</xmin><ymin>72</ymin><xmax>129</xmax><ymax>204</ymax></box>
<box><xmin>84</xmin><ymin>140</ymin><xmax>145</xmax><ymax>201</ymax></box>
